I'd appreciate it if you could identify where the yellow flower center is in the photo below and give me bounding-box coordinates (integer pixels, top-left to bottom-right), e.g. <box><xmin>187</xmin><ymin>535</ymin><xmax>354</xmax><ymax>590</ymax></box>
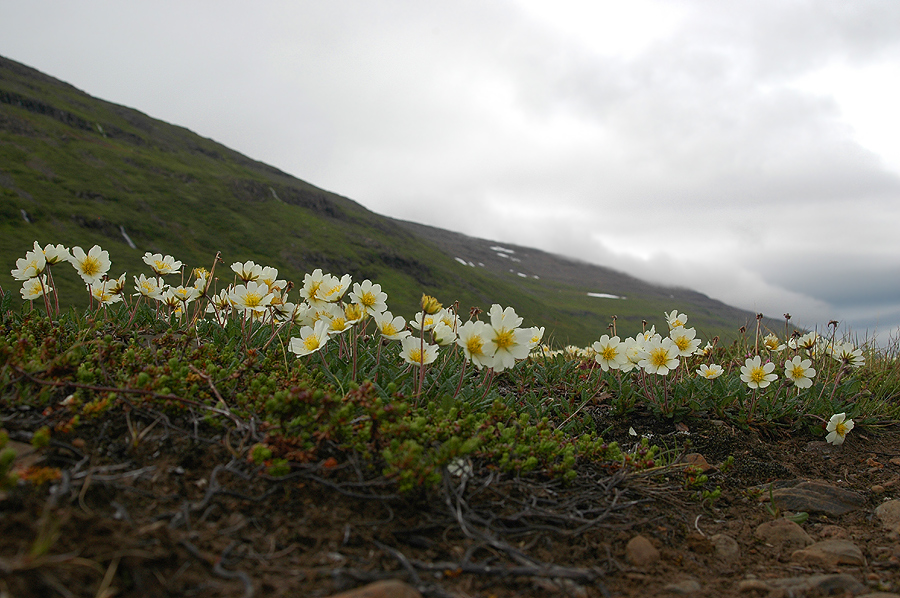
<box><xmin>466</xmin><ymin>335</ymin><xmax>484</xmax><ymax>356</ymax></box>
<box><xmin>381</xmin><ymin>323</ymin><xmax>398</xmax><ymax>336</ymax></box>
<box><xmin>749</xmin><ymin>366</ymin><xmax>766</xmax><ymax>384</ymax></box>
<box><xmin>243</xmin><ymin>292</ymin><xmax>262</xmax><ymax>307</ymax></box>
<box><xmin>601</xmin><ymin>346</ymin><xmax>618</xmax><ymax>361</ymax></box>
<box><xmin>649</xmin><ymin>347</ymin><xmax>670</xmax><ymax>368</ymax></box>
<box><xmin>81</xmin><ymin>256</ymin><xmax>101</xmax><ymax>277</ymax></box>
<box><xmin>674</xmin><ymin>337</ymin><xmax>690</xmax><ymax>352</ymax></box>
<box><xmin>408</xmin><ymin>348</ymin><xmax>423</xmax><ymax>363</ymax></box>
<box><xmin>493</xmin><ymin>328</ymin><xmax>515</xmax><ymax>351</ymax></box>
<box><xmin>791</xmin><ymin>365</ymin><xmax>806</xmax><ymax>379</ymax></box>
<box><xmin>834</xmin><ymin>421</ymin><xmax>848</xmax><ymax>436</ymax></box>
<box><xmin>360</xmin><ymin>291</ymin><xmax>376</xmax><ymax>308</ymax></box>
<box><xmin>304</xmin><ymin>336</ymin><xmax>320</xmax><ymax>351</ymax></box>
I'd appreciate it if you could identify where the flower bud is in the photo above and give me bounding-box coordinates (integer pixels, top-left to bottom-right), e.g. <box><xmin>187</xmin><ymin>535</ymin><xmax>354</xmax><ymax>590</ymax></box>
<box><xmin>421</xmin><ymin>294</ymin><xmax>442</xmax><ymax>315</ymax></box>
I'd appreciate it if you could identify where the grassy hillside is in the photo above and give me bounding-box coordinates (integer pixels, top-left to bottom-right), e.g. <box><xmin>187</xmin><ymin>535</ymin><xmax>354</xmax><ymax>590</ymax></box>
<box><xmin>0</xmin><ymin>54</ymin><xmax>777</xmax><ymax>346</ymax></box>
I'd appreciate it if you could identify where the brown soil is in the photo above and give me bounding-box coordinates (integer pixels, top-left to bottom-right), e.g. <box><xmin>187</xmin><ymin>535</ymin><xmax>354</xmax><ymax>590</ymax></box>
<box><xmin>2</xmin><ymin>408</ymin><xmax>899</xmax><ymax>598</ymax></box>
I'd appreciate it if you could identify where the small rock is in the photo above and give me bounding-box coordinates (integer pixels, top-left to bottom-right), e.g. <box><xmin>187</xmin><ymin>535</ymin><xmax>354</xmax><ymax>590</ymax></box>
<box><xmin>755</xmin><ymin>479</ymin><xmax>866</xmax><ymax>516</ymax></box>
<box><xmin>754</xmin><ymin>518</ymin><xmax>813</xmax><ymax>551</ymax></box>
<box><xmin>710</xmin><ymin>533</ymin><xmax>740</xmax><ymax>561</ymax></box>
<box><xmin>818</xmin><ymin>525</ymin><xmax>849</xmax><ymax>539</ymax></box>
<box><xmin>680</xmin><ymin>453</ymin><xmax>712</xmax><ymax>472</ymax></box>
<box><xmin>737</xmin><ymin>579</ymin><xmax>770</xmax><ymax>592</ymax></box>
<box><xmin>663</xmin><ymin>579</ymin><xmax>701</xmax><ymax>594</ymax></box>
<box><xmin>876</xmin><ymin>500</ymin><xmax>900</xmax><ymax>534</ymax></box>
<box><xmin>792</xmin><ymin>539</ymin><xmax>867</xmax><ymax>566</ymax></box>
<box><xmin>326</xmin><ymin>580</ymin><xmax>422</xmax><ymax>598</ymax></box>
<box><xmin>736</xmin><ymin>574</ymin><xmax>866</xmax><ymax>595</ymax></box>
<box><xmin>872</xmin><ymin>485</ymin><xmax>886</xmax><ymax>494</ymax></box>
<box><xmin>626</xmin><ymin>534</ymin><xmax>660</xmax><ymax>566</ymax></box>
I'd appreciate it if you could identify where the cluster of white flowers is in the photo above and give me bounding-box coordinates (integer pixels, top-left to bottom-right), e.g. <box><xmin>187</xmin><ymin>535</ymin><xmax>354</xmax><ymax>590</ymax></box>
<box><xmin>588</xmin><ymin>310</ymin><xmax>702</xmax><ymax>376</ymax></box>
<box><xmin>10</xmin><ymin>242</ymin><xmax>545</xmax><ymax>374</ymax></box>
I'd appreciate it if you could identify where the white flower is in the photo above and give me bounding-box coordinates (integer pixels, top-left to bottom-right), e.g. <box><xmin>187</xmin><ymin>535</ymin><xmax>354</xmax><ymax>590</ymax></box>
<box><xmin>432</xmin><ymin>321</ymin><xmax>458</xmax><ymax>346</ymax></box>
<box><xmin>132</xmin><ymin>273</ymin><xmax>160</xmax><ymax>300</ymax></box>
<box><xmin>90</xmin><ymin>280</ymin><xmax>123</xmax><ymax>305</ymax></box>
<box><xmin>38</xmin><ymin>242</ymin><xmax>71</xmax><ymax>265</ymax></box>
<box><xmin>486</xmin><ymin>304</ymin><xmax>530</xmax><ymax>372</ymax></box>
<box><xmin>108</xmin><ymin>272</ymin><xmax>127</xmax><ymax>296</ymax></box>
<box><xmin>698</xmin><ymin>341</ymin><xmax>715</xmax><ymax>356</ymax></box>
<box><xmin>638</xmin><ymin>337</ymin><xmax>680</xmax><ymax>375</ymax></box>
<box><xmin>409</xmin><ymin>311</ymin><xmax>438</xmax><ymax>331</ymax></box>
<box><xmin>521</xmin><ymin>326</ymin><xmax>545</xmax><ymax>350</ymax></box>
<box><xmin>229</xmin><ymin>281</ymin><xmax>274</xmax><ymax>316</ymax></box>
<box><xmin>166</xmin><ymin>285</ymin><xmax>201</xmax><ymax>305</ymax></box>
<box><xmin>373</xmin><ymin>311</ymin><xmax>410</xmax><ymax>341</ymax></box>
<box><xmin>697</xmin><ymin>364</ymin><xmax>724</xmax><ymax>380</ymax></box>
<box><xmin>143</xmin><ymin>253</ymin><xmax>182</xmax><ymax>276</ymax></box>
<box><xmin>69</xmin><ymin>245</ymin><xmax>111</xmax><ymax>285</ymax></box>
<box><xmin>272</xmin><ymin>301</ymin><xmax>300</xmax><ymax>323</ymax></box>
<box><xmin>192</xmin><ymin>268</ymin><xmax>210</xmax><ymax>293</ymax></box>
<box><xmin>784</xmin><ymin>356</ymin><xmax>816</xmax><ymax>388</ymax></box>
<box><xmin>11</xmin><ymin>246</ymin><xmax>46</xmax><ymax>280</ymax></box>
<box><xmin>348</xmin><ymin>280</ymin><xmax>388</xmax><ymax>316</ymax></box>
<box><xmin>289</xmin><ymin>320</ymin><xmax>331</xmax><ymax>356</ymax></box>
<box><xmin>132</xmin><ymin>274</ymin><xmax>163</xmax><ymax>300</ymax></box>
<box><xmin>399</xmin><ymin>335</ymin><xmax>438</xmax><ymax>367</ymax></box>
<box><xmin>592</xmin><ymin>335</ymin><xmax>627</xmax><ymax>371</ymax></box>
<box><xmin>437</xmin><ymin>308</ymin><xmax>461</xmax><ymax>332</ymax></box>
<box><xmin>299</xmin><ymin>269</ymin><xmax>350</xmax><ymax>306</ymax></box>
<box><xmin>20</xmin><ymin>276</ymin><xmax>51</xmax><ymax>300</ymax></box>
<box><xmin>456</xmin><ymin>320</ymin><xmax>494</xmax><ymax>369</ymax></box>
<box><xmin>258</xmin><ymin>266</ymin><xmax>283</xmax><ymax>292</ymax></box>
<box><xmin>739</xmin><ymin>356</ymin><xmax>777</xmax><ymax>389</ymax></box>
<box><xmin>231</xmin><ymin>260</ymin><xmax>262</xmax><ymax>282</ymax></box>
<box><xmin>831</xmin><ymin>342</ymin><xmax>865</xmax><ymax>369</ymax></box>
<box><xmin>665</xmin><ymin>310</ymin><xmax>688</xmax><ymax>330</ymax></box>
<box><xmin>669</xmin><ymin>326</ymin><xmax>701</xmax><ymax>357</ymax></box>
<box><xmin>318</xmin><ymin>273</ymin><xmax>351</xmax><ymax>304</ymax></box>
<box><xmin>825</xmin><ymin>413</ymin><xmax>854</xmax><ymax>445</ymax></box>
<box><xmin>796</xmin><ymin>331</ymin><xmax>819</xmax><ymax>352</ymax></box>
<box><xmin>619</xmin><ymin>337</ymin><xmax>643</xmax><ymax>373</ymax></box>
<box><xmin>637</xmin><ymin>326</ymin><xmax>661</xmax><ymax>344</ymax></box>
<box><xmin>319</xmin><ymin>303</ymin><xmax>353</xmax><ymax>335</ymax></box>
<box><xmin>763</xmin><ymin>333</ymin><xmax>786</xmax><ymax>352</ymax></box>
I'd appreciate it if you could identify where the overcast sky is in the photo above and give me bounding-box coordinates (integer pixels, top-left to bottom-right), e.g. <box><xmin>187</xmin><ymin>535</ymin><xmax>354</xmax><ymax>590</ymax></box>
<box><xmin>3</xmin><ymin>1</ymin><xmax>900</xmax><ymax>341</ymax></box>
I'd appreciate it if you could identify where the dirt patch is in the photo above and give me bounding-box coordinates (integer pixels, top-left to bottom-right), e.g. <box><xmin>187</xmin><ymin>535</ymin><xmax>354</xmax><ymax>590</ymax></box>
<box><xmin>2</xmin><ymin>409</ymin><xmax>900</xmax><ymax>597</ymax></box>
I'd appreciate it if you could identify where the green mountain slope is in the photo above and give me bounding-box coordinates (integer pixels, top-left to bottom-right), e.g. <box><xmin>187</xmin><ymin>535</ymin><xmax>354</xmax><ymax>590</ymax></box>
<box><xmin>0</xmin><ymin>54</ymin><xmax>773</xmax><ymax>346</ymax></box>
